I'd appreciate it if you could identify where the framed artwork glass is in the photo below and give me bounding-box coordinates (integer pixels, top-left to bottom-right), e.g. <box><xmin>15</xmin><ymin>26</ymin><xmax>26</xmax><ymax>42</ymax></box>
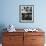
<box><xmin>19</xmin><ymin>5</ymin><xmax>34</xmax><ymax>23</ymax></box>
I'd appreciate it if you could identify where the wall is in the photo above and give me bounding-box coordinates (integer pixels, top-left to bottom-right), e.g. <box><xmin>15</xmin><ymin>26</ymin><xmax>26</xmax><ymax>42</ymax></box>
<box><xmin>0</xmin><ymin>0</ymin><xmax>46</xmax><ymax>29</ymax></box>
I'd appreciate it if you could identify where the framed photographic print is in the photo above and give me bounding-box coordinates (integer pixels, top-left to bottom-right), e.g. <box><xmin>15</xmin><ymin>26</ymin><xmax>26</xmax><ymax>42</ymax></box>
<box><xmin>19</xmin><ymin>5</ymin><xmax>34</xmax><ymax>23</ymax></box>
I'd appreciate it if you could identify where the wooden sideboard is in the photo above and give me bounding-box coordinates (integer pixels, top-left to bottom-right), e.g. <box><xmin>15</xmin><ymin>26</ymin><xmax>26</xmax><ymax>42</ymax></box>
<box><xmin>2</xmin><ymin>30</ymin><xmax>45</xmax><ymax>46</ymax></box>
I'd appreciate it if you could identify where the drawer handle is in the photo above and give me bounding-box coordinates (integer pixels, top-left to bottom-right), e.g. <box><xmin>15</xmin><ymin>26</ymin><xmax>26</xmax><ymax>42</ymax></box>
<box><xmin>9</xmin><ymin>38</ymin><xmax>13</xmax><ymax>40</ymax></box>
<box><xmin>32</xmin><ymin>39</ymin><xmax>36</xmax><ymax>40</ymax></box>
<box><xmin>9</xmin><ymin>38</ymin><xmax>12</xmax><ymax>40</ymax></box>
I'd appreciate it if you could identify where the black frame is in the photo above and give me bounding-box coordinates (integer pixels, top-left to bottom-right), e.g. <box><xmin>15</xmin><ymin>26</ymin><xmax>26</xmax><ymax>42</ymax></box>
<box><xmin>19</xmin><ymin>5</ymin><xmax>34</xmax><ymax>23</ymax></box>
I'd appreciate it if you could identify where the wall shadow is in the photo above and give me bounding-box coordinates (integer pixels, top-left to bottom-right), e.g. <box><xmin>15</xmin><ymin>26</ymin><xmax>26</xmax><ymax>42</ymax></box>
<box><xmin>0</xmin><ymin>24</ymin><xmax>7</xmax><ymax>43</ymax></box>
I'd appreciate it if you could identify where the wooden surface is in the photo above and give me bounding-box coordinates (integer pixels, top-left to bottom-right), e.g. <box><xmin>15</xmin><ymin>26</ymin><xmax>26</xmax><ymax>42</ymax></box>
<box><xmin>2</xmin><ymin>29</ymin><xmax>45</xmax><ymax>46</ymax></box>
<box><xmin>24</xmin><ymin>32</ymin><xmax>45</xmax><ymax>46</ymax></box>
<box><xmin>3</xmin><ymin>32</ymin><xmax>24</xmax><ymax>46</ymax></box>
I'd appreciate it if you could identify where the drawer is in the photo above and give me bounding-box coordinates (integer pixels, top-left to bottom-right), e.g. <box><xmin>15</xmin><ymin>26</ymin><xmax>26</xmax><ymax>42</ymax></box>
<box><xmin>24</xmin><ymin>32</ymin><xmax>44</xmax><ymax>36</ymax></box>
<box><xmin>3</xmin><ymin>43</ymin><xmax>23</xmax><ymax>46</ymax></box>
<box><xmin>31</xmin><ymin>44</ymin><xmax>44</xmax><ymax>46</ymax></box>
<box><xmin>3</xmin><ymin>32</ymin><xmax>23</xmax><ymax>36</ymax></box>
<box><xmin>3</xmin><ymin>37</ymin><xmax>23</xmax><ymax>46</ymax></box>
<box><xmin>24</xmin><ymin>36</ymin><xmax>32</xmax><ymax>40</ymax></box>
<box><xmin>3</xmin><ymin>36</ymin><xmax>23</xmax><ymax>42</ymax></box>
<box><xmin>32</xmin><ymin>36</ymin><xmax>45</xmax><ymax>44</ymax></box>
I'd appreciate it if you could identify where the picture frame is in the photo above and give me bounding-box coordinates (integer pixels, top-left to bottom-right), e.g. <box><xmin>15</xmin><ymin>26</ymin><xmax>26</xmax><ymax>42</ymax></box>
<box><xmin>19</xmin><ymin>5</ymin><xmax>34</xmax><ymax>23</ymax></box>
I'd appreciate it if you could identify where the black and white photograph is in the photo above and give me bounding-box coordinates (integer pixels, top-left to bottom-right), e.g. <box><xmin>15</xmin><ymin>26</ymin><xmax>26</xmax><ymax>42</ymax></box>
<box><xmin>19</xmin><ymin>5</ymin><xmax>34</xmax><ymax>23</ymax></box>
